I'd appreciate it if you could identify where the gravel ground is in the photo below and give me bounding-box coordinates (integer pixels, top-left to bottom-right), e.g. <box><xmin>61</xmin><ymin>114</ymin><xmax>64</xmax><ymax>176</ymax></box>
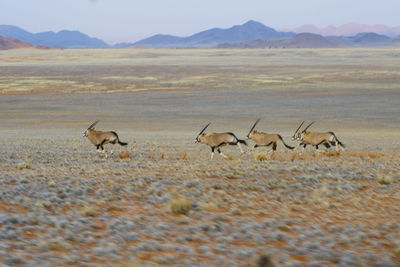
<box><xmin>0</xmin><ymin>136</ymin><xmax>399</xmax><ymax>267</ymax></box>
<box><xmin>1</xmin><ymin>48</ymin><xmax>400</xmax><ymax>266</ymax></box>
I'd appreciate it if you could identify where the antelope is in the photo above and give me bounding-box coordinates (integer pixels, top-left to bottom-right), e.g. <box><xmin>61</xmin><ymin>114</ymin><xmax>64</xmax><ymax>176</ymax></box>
<box><xmin>83</xmin><ymin>121</ymin><xmax>128</xmax><ymax>154</ymax></box>
<box><xmin>195</xmin><ymin>123</ymin><xmax>247</xmax><ymax>159</ymax></box>
<box><xmin>292</xmin><ymin>121</ymin><xmax>345</xmax><ymax>153</ymax></box>
<box><xmin>246</xmin><ymin>119</ymin><xmax>294</xmax><ymax>152</ymax></box>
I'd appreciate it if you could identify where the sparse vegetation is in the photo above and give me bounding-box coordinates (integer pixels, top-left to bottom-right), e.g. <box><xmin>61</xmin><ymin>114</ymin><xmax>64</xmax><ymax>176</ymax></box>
<box><xmin>377</xmin><ymin>175</ymin><xmax>393</xmax><ymax>185</ymax></box>
<box><xmin>254</xmin><ymin>151</ymin><xmax>269</xmax><ymax>161</ymax></box>
<box><xmin>82</xmin><ymin>205</ymin><xmax>96</xmax><ymax>217</ymax></box>
<box><xmin>256</xmin><ymin>254</ymin><xmax>276</xmax><ymax>267</ymax></box>
<box><xmin>170</xmin><ymin>198</ymin><xmax>193</xmax><ymax>215</ymax></box>
<box><xmin>0</xmin><ymin>48</ymin><xmax>398</xmax><ymax>266</ymax></box>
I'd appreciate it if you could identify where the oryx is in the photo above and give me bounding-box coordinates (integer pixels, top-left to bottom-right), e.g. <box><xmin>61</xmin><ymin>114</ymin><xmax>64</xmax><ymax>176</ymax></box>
<box><xmin>195</xmin><ymin>123</ymin><xmax>247</xmax><ymax>159</ymax></box>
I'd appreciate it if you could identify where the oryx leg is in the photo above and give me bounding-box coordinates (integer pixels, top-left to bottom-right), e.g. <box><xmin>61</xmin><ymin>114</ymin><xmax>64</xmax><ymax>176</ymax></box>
<box><xmin>324</xmin><ymin>142</ymin><xmax>331</xmax><ymax>150</ymax></box>
<box><xmin>297</xmin><ymin>143</ymin><xmax>306</xmax><ymax>154</ymax></box>
<box><xmin>315</xmin><ymin>145</ymin><xmax>321</xmax><ymax>154</ymax></box>
<box><xmin>339</xmin><ymin>142</ymin><xmax>345</xmax><ymax>151</ymax></box>
<box><xmin>272</xmin><ymin>142</ymin><xmax>277</xmax><ymax>152</ymax></box>
<box><xmin>210</xmin><ymin>147</ymin><xmax>215</xmax><ymax>160</ymax></box>
<box><xmin>99</xmin><ymin>142</ymin><xmax>109</xmax><ymax>158</ymax></box>
<box><xmin>261</xmin><ymin>142</ymin><xmax>272</xmax><ymax>154</ymax></box>
<box><xmin>334</xmin><ymin>141</ymin><xmax>341</xmax><ymax>152</ymax></box>
<box><xmin>217</xmin><ymin>148</ymin><xmax>228</xmax><ymax>159</ymax></box>
<box><xmin>237</xmin><ymin>142</ymin><xmax>244</xmax><ymax>153</ymax></box>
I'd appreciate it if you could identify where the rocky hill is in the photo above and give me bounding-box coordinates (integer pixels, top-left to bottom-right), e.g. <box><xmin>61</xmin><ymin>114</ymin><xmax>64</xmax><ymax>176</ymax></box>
<box><xmin>327</xmin><ymin>32</ymin><xmax>397</xmax><ymax>47</ymax></box>
<box><xmin>283</xmin><ymin>23</ymin><xmax>400</xmax><ymax>37</ymax></box>
<box><xmin>218</xmin><ymin>33</ymin><xmax>337</xmax><ymax>48</ymax></box>
<box><xmin>120</xmin><ymin>20</ymin><xmax>295</xmax><ymax>48</ymax></box>
<box><xmin>0</xmin><ymin>36</ymin><xmax>34</xmax><ymax>50</ymax></box>
<box><xmin>0</xmin><ymin>25</ymin><xmax>110</xmax><ymax>49</ymax></box>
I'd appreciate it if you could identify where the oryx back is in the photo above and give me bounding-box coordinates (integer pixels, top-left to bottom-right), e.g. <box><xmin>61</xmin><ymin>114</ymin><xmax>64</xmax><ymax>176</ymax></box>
<box><xmin>87</xmin><ymin>130</ymin><xmax>117</xmax><ymax>146</ymax></box>
<box><xmin>202</xmin><ymin>132</ymin><xmax>236</xmax><ymax>147</ymax></box>
<box><xmin>250</xmin><ymin>131</ymin><xmax>279</xmax><ymax>146</ymax></box>
<box><xmin>302</xmin><ymin>132</ymin><xmax>334</xmax><ymax>146</ymax></box>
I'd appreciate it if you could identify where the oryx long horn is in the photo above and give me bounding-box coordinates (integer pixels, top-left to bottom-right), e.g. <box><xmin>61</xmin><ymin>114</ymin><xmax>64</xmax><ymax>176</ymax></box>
<box><xmin>302</xmin><ymin>121</ymin><xmax>315</xmax><ymax>133</ymax></box>
<box><xmin>87</xmin><ymin>120</ymin><xmax>99</xmax><ymax>130</ymax></box>
<box><xmin>247</xmin><ymin>119</ymin><xmax>261</xmax><ymax>138</ymax></box>
<box><xmin>197</xmin><ymin>123</ymin><xmax>211</xmax><ymax>137</ymax></box>
<box><xmin>294</xmin><ymin>121</ymin><xmax>305</xmax><ymax>135</ymax></box>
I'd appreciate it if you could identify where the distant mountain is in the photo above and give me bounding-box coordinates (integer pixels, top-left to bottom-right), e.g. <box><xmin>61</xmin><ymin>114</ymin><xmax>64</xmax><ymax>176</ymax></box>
<box><xmin>217</xmin><ymin>33</ymin><xmax>337</xmax><ymax>49</ymax></box>
<box><xmin>117</xmin><ymin>20</ymin><xmax>295</xmax><ymax>48</ymax></box>
<box><xmin>0</xmin><ymin>36</ymin><xmax>34</xmax><ymax>50</ymax></box>
<box><xmin>2</xmin><ymin>22</ymin><xmax>400</xmax><ymax>50</ymax></box>
<box><xmin>0</xmin><ymin>25</ymin><xmax>110</xmax><ymax>49</ymax></box>
<box><xmin>327</xmin><ymin>32</ymin><xmax>397</xmax><ymax>47</ymax></box>
<box><xmin>283</xmin><ymin>23</ymin><xmax>400</xmax><ymax>37</ymax></box>
<box><xmin>217</xmin><ymin>32</ymin><xmax>400</xmax><ymax>49</ymax></box>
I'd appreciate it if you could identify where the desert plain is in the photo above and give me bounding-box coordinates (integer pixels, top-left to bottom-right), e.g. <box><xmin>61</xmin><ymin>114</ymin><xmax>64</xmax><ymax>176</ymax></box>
<box><xmin>0</xmin><ymin>48</ymin><xmax>399</xmax><ymax>266</ymax></box>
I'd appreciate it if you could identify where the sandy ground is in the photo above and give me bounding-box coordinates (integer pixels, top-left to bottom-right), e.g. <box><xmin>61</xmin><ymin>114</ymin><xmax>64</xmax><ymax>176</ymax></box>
<box><xmin>0</xmin><ymin>49</ymin><xmax>399</xmax><ymax>266</ymax></box>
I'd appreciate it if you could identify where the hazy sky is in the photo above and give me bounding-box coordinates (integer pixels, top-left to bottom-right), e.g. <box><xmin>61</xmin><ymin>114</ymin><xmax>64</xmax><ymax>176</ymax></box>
<box><xmin>1</xmin><ymin>0</ymin><xmax>399</xmax><ymax>44</ymax></box>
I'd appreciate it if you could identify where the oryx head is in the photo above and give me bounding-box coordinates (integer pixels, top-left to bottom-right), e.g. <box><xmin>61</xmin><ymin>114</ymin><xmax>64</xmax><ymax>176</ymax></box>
<box><xmin>195</xmin><ymin>123</ymin><xmax>210</xmax><ymax>143</ymax></box>
<box><xmin>83</xmin><ymin>120</ymin><xmax>99</xmax><ymax>137</ymax></box>
<box><xmin>293</xmin><ymin>121</ymin><xmax>315</xmax><ymax>140</ymax></box>
<box><xmin>292</xmin><ymin>121</ymin><xmax>305</xmax><ymax>141</ymax></box>
<box><xmin>246</xmin><ymin>119</ymin><xmax>261</xmax><ymax>139</ymax></box>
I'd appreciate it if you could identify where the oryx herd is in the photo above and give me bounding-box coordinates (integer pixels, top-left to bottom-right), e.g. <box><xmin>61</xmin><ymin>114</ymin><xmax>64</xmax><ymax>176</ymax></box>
<box><xmin>83</xmin><ymin>119</ymin><xmax>345</xmax><ymax>159</ymax></box>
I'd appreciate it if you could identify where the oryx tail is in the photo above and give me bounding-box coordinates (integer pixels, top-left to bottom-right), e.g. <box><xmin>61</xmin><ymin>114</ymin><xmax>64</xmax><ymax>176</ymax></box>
<box><xmin>278</xmin><ymin>135</ymin><xmax>294</xmax><ymax>150</ymax></box>
<box><xmin>111</xmin><ymin>131</ymin><xmax>128</xmax><ymax>146</ymax></box>
<box><xmin>328</xmin><ymin>132</ymin><xmax>345</xmax><ymax>148</ymax></box>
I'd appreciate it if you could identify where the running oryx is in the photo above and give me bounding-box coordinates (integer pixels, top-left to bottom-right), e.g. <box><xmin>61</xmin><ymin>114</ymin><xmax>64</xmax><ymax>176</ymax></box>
<box><xmin>246</xmin><ymin>119</ymin><xmax>294</xmax><ymax>152</ymax></box>
<box><xmin>83</xmin><ymin>121</ymin><xmax>128</xmax><ymax>154</ymax></box>
<box><xmin>195</xmin><ymin>123</ymin><xmax>247</xmax><ymax>159</ymax></box>
<box><xmin>292</xmin><ymin>121</ymin><xmax>345</xmax><ymax>152</ymax></box>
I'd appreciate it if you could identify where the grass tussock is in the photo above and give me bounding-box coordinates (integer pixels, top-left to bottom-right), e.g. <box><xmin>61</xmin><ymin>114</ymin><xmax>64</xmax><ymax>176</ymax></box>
<box><xmin>311</xmin><ymin>184</ymin><xmax>330</xmax><ymax>209</ymax></box>
<box><xmin>377</xmin><ymin>175</ymin><xmax>393</xmax><ymax>185</ymax></box>
<box><xmin>42</xmin><ymin>239</ymin><xmax>72</xmax><ymax>251</ymax></box>
<box><xmin>82</xmin><ymin>206</ymin><xmax>96</xmax><ymax>217</ymax></box>
<box><xmin>254</xmin><ymin>152</ymin><xmax>268</xmax><ymax>161</ymax></box>
<box><xmin>170</xmin><ymin>198</ymin><xmax>193</xmax><ymax>215</ymax></box>
<box><xmin>350</xmin><ymin>152</ymin><xmax>383</xmax><ymax>160</ymax></box>
<box><xmin>17</xmin><ymin>161</ymin><xmax>32</xmax><ymax>170</ymax></box>
<box><xmin>202</xmin><ymin>202</ymin><xmax>218</xmax><ymax>212</ymax></box>
<box><xmin>367</xmin><ymin>152</ymin><xmax>383</xmax><ymax>159</ymax></box>
<box><xmin>119</xmin><ymin>152</ymin><xmax>131</xmax><ymax>159</ymax></box>
<box><xmin>255</xmin><ymin>254</ymin><xmax>275</xmax><ymax>267</ymax></box>
<box><xmin>325</xmin><ymin>151</ymin><xmax>341</xmax><ymax>157</ymax></box>
<box><xmin>147</xmin><ymin>154</ymin><xmax>156</xmax><ymax>160</ymax></box>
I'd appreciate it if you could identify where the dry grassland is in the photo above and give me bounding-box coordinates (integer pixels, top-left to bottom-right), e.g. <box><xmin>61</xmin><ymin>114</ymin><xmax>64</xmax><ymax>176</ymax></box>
<box><xmin>0</xmin><ymin>48</ymin><xmax>399</xmax><ymax>266</ymax></box>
